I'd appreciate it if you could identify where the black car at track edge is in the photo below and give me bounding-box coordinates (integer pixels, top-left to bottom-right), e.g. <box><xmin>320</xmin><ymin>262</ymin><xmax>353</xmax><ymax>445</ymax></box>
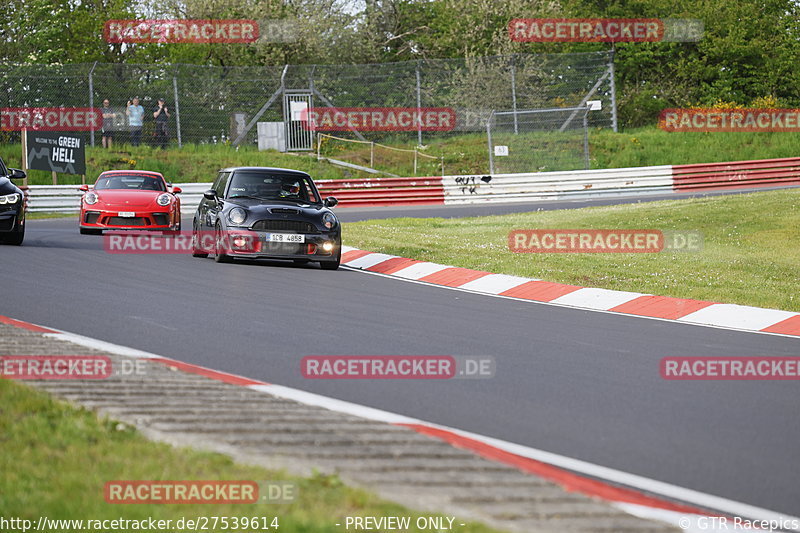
<box><xmin>0</xmin><ymin>156</ymin><xmax>27</xmax><ymax>246</ymax></box>
<box><xmin>192</xmin><ymin>167</ymin><xmax>342</xmax><ymax>270</ymax></box>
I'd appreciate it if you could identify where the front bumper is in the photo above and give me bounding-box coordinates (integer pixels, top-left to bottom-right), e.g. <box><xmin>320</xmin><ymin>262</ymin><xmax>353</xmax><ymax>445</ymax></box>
<box><xmin>80</xmin><ymin>209</ymin><xmax>177</xmax><ymax>231</ymax></box>
<box><xmin>218</xmin><ymin>230</ymin><xmax>341</xmax><ymax>261</ymax></box>
<box><xmin>0</xmin><ymin>206</ymin><xmax>22</xmax><ymax>232</ymax></box>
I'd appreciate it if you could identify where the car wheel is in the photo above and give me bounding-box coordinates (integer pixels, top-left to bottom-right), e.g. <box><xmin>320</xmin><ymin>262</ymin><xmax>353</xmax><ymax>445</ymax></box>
<box><xmin>214</xmin><ymin>224</ymin><xmax>232</xmax><ymax>263</ymax></box>
<box><xmin>0</xmin><ymin>217</ymin><xmax>24</xmax><ymax>246</ymax></box>
<box><xmin>191</xmin><ymin>225</ymin><xmax>208</xmax><ymax>258</ymax></box>
<box><xmin>320</xmin><ymin>249</ymin><xmax>341</xmax><ymax>270</ymax></box>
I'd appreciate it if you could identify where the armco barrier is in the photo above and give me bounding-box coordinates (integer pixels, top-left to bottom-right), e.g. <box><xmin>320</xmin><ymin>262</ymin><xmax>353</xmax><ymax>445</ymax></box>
<box><xmin>317</xmin><ymin>177</ymin><xmax>444</xmax><ymax>207</ymax></box>
<box><xmin>443</xmin><ymin>166</ymin><xmax>673</xmax><ymax>204</ymax></box>
<box><xmin>23</xmin><ymin>157</ymin><xmax>800</xmax><ymax>213</ymax></box>
<box><xmin>672</xmin><ymin>157</ymin><xmax>800</xmax><ymax>192</ymax></box>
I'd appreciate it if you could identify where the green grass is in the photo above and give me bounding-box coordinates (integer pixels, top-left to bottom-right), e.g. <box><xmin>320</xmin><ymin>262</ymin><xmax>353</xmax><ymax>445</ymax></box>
<box><xmin>26</xmin><ymin>212</ymin><xmax>76</xmax><ymax>220</ymax></box>
<box><xmin>0</xmin><ymin>143</ymin><xmax>362</xmax><ymax>186</ymax></box>
<box><xmin>0</xmin><ymin>378</ymin><xmax>500</xmax><ymax>533</ymax></box>
<box><xmin>6</xmin><ymin>126</ymin><xmax>800</xmax><ymax>185</ymax></box>
<box><xmin>589</xmin><ymin>127</ymin><xmax>800</xmax><ymax>170</ymax></box>
<box><xmin>343</xmin><ymin>188</ymin><xmax>800</xmax><ymax>312</ymax></box>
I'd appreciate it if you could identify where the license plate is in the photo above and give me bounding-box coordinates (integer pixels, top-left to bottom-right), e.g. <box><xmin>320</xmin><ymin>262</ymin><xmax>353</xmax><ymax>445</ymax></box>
<box><xmin>118</xmin><ymin>212</ymin><xmax>136</xmax><ymax>218</ymax></box>
<box><xmin>265</xmin><ymin>233</ymin><xmax>304</xmax><ymax>243</ymax></box>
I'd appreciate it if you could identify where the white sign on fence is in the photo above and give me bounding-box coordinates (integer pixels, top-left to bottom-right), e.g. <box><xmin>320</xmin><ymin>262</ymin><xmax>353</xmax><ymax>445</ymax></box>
<box><xmin>494</xmin><ymin>145</ymin><xmax>509</xmax><ymax>156</ymax></box>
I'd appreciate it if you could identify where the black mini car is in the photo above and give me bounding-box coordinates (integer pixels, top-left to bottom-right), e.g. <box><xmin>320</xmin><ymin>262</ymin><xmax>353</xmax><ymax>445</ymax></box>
<box><xmin>0</xmin><ymin>156</ymin><xmax>27</xmax><ymax>246</ymax></box>
<box><xmin>192</xmin><ymin>167</ymin><xmax>341</xmax><ymax>270</ymax></box>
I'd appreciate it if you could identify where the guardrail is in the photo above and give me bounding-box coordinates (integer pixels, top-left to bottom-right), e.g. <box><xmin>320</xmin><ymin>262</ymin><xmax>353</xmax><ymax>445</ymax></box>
<box><xmin>672</xmin><ymin>157</ymin><xmax>800</xmax><ymax>191</ymax></box>
<box><xmin>317</xmin><ymin>177</ymin><xmax>444</xmax><ymax>207</ymax></box>
<box><xmin>24</xmin><ymin>156</ymin><xmax>800</xmax><ymax>213</ymax></box>
<box><xmin>443</xmin><ymin>166</ymin><xmax>673</xmax><ymax>204</ymax></box>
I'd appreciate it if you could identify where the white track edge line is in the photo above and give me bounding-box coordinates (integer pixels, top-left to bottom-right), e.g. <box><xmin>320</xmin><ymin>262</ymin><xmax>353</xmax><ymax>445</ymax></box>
<box><xmin>32</xmin><ymin>321</ymin><xmax>800</xmax><ymax>530</ymax></box>
<box><xmin>340</xmin><ymin>265</ymin><xmax>800</xmax><ymax>340</ymax></box>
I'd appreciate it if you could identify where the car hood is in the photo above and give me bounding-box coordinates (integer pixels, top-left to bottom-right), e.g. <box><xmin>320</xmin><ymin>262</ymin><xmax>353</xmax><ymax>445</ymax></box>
<box><xmin>95</xmin><ymin>189</ymin><xmax>163</xmax><ymax>207</ymax></box>
<box><xmin>227</xmin><ymin>198</ymin><xmax>327</xmax><ymax>218</ymax></box>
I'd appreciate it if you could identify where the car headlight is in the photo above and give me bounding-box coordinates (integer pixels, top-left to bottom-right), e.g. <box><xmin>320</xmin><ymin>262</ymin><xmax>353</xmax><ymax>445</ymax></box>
<box><xmin>322</xmin><ymin>212</ymin><xmax>337</xmax><ymax>229</ymax></box>
<box><xmin>228</xmin><ymin>207</ymin><xmax>247</xmax><ymax>225</ymax></box>
<box><xmin>0</xmin><ymin>193</ymin><xmax>20</xmax><ymax>205</ymax></box>
<box><xmin>83</xmin><ymin>192</ymin><xmax>98</xmax><ymax>205</ymax></box>
<box><xmin>156</xmin><ymin>193</ymin><xmax>172</xmax><ymax>206</ymax></box>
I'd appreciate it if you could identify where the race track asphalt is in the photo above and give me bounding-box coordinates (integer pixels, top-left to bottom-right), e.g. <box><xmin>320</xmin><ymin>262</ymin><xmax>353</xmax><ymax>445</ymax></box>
<box><xmin>4</xmin><ymin>194</ymin><xmax>799</xmax><ymax>516</ymax></box>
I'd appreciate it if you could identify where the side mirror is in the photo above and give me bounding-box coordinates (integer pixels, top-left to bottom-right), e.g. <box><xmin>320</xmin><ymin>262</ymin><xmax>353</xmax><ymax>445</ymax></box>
<box><xmin>78</xmin><ymin>184</ymin><xmax>89</xmax><ymax>192</ymax></box>
<box><xmin>324</xmin><ymin>196</ymin><xmax>338</xmax><ymax>208</ymax></box>
<box><xmin>203</xmin><ymin>189</ymin><xmax>217</xmax><ymax>201</ymax></box>
<box><xmin>172</xmin><ymin>186</ymin><xmax>182</xmax><ymax>194</ymax></box>
<box><xmin>9</xmin><ymin>168</ymin><xmax>26</xmax><ymax>180</ymax></box>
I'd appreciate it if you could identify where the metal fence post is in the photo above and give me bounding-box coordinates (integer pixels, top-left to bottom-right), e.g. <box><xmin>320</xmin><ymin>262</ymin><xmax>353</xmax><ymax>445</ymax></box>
<box><xmin>486</xmin><ymin>112</ymin><xmax>495</xmax><ymax>175</ymax></box>
<box><xmin>510</xmin><ymin>55</ymin><xmax>518</xmax><ymax>135</ymax></box>
<box><xmin>88</xmin><ymin>61</ymin><xmax>97</xmax><ymax>147</ymax></box>
<box><xmin>415</xmin><ymin>61</ymin><xmax>423</xmax><ymax>147</ymax></box>
<box><xmin>583</xmin><ymin>109</ymin><xmax>590</xmax><ymax>169</ymax></box>
<box><xmin>173</xmin><ymin>76</ymin><xmax>182</xmax><ymax>148</ymax></box>
<box><xmin>370</xmin><ymin>142</ymin><xmax>374</xmax><ymax>168</ymax></box>
<box><xmin>609</xmin><ymin>49</ymin><xmax>618</xmax><ymax>132</ymax></box>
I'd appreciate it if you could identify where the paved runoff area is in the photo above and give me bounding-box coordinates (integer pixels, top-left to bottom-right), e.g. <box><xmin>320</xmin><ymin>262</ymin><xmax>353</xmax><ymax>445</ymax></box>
<box><xmin>0</xmin><ymin>320</ymin><xmax>680</xmax><ymax>533</ymax></box>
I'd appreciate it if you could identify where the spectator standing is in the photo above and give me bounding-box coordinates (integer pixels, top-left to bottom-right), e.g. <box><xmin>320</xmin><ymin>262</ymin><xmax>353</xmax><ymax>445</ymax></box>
<box><xmin>100</xmin><ymin>99</ymin><xmax>117</xmax><ymax>149</ymax></box>
<box><xmin>153</xmin><ymin>98</ymin><xmax>170</xmax><ymax>149</ymax></box>
<box><xmin>126</xmin><ymin>97</ymin><xmax>144</xmax><ymax>146</ymax></box>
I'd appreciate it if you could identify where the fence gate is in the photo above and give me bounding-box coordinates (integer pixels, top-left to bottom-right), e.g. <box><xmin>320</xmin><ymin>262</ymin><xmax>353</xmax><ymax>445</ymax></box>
<box><xmin>283</xmin><ymin>91</ymin><xmax>314</xmax><ymax>151</ymax></box>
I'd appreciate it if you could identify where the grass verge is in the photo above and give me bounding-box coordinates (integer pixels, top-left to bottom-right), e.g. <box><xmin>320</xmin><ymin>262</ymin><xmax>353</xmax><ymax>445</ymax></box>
<box><xmin>0</xmin><ymin>379</ymin><xmax>499</xmax><ymax>533</ymax></box>
<box><xmin>343</xmin><ymin>189</ymin><xmax>800</xmax><ymax>312</ymax></box>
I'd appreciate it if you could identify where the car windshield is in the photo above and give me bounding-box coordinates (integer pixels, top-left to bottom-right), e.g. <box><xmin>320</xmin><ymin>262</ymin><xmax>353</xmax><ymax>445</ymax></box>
<box><xmin>227</xmin><ymin>171</ymin><xmax>318</xmax><ymax>203</ymax></box>
<box><xmin>94</xmin><ymin>174</ymin><xmax>166</xmax><ymax>191</ymax></box>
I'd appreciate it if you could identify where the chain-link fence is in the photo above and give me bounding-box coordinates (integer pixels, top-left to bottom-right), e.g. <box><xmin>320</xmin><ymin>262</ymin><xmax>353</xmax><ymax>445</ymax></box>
<box><xmin>487</xmin><ymin>107</ymin><xmax>590</xmax><ymax>174</ymax></box>
<box><xmin>1</xmin><ymin>51</ymin><xmax>615</xmax><ymax>172</ymax></box>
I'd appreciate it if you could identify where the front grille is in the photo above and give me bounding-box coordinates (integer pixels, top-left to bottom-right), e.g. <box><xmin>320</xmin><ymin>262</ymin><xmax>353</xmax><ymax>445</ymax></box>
<box><xmin>252</xmin><ymin>219</ymin><xmax>318</xmax><ymax>233</ymax></box>
<box><xmin>152</xmin><ymin>213</ymin><xmax>169</xmax><ymax>225</ymax></box>
<box><xmin>108</xmin><ymin>217</ymin><xmax>146</xmax><ymax>226</ymax></box>
<box><xmin>260</xmin><ymin>241</ymin><xmax>304</xmax><ymax>255</ymax></box>
<box><xmin>84</xmin><ymin>212</ymin><xmax>100</xmax><ymax>224</ymax></box>
<box><xmin>269</xmin><ymin>208</ymin><xmax>299</xmax><ymax>215</ymax></box>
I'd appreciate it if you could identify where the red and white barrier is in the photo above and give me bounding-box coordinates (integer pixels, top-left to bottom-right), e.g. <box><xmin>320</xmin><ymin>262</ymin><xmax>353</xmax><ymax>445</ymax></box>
<box><xmin>316</xmin><ymin>156</ymin><xmax>800</xmax><ymax>207</ymax></box>
<box><xmin>25</xmin><ymin>156</ymin><xmax>800</xmax><ymax>213</ymax></box>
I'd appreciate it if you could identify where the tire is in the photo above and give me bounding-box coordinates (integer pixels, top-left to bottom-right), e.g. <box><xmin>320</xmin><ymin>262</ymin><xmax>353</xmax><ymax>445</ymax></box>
<box><xmin>214</xmin><ymin>224</ymin><xmax>232</xmax><ymax>263</ymax></box>
<box><xmin>191</xmin><ymin>228</ymin><xmax>208</xmax><ymax>258</ymax></box>
<box><xmin>80</xmin><ymin>227</ymin><xmax>102</xmax><ymax>235</ymax></box>
<box><xmin>0</xmin><ymin>216</ymin><xmax>24</xmax><ymax>246</ymax></box>
<box><xmin>319</xmin><ymin>249</ymin><xmax>340</xmax><ymax>270</ymax></box>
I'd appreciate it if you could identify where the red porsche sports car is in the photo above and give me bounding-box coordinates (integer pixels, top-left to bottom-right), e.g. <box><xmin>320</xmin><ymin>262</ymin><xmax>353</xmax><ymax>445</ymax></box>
<box><xmin>79</xmin><ymin>170</ymin><xmax>182</xmax><ymax>234</ymax></box>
